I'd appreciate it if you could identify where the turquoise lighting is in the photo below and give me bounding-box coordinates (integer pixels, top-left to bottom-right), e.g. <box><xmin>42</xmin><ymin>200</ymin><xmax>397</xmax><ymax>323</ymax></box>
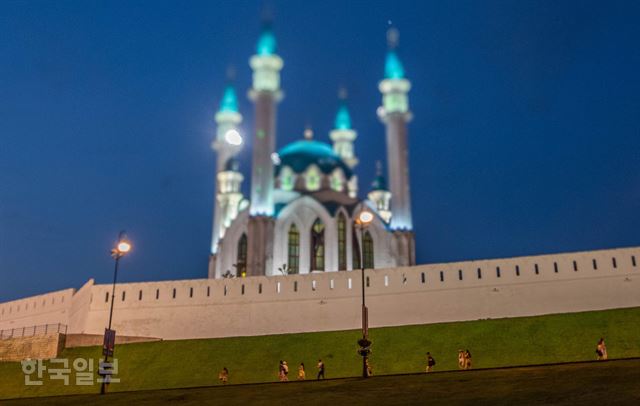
<box><xmin>385</xmin><ymin>50</ymin><xmax>405</xmax><ymax>79</ymax></box>
<box><xmin>219</xmin><ymin>85</ymin><xmax>238</xmax><ymax>113</ymax></box>
<box><xmin>334</xmin><ymin>104</ymin><xmax>352</xmax><ymax>130</ymax></box>
<box><xmin>256</xmin><ymin>28</ymin><xmax>277</xmax><ymax>56</ymax></box>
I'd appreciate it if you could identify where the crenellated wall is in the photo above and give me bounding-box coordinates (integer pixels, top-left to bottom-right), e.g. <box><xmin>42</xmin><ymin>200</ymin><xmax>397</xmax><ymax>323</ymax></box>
<box><xmin>1</xmin><ymin>247</ymin><xmax>639</xmax><ymax>340</ymax></box>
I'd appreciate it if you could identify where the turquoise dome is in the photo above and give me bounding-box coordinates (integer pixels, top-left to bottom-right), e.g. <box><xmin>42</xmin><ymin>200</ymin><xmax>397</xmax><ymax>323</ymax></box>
<box><xmin>275</xmin><ymin>140</ymin><xmax>352</xmax><ymax>178</ymax></box>
<box><xmin>219</xmin><ymin>85</ymin><xmax>238</xmax><ymax>113</ymax></box>
<box><xmin>371</xmin><ymin>174</ymin><xmax>388</xmax><ymax>191</ymax></box>
<box><xmin>256</xmin><ymin>27</ymin><xmax>277</xmax><ymax>56</ymax></box>
<box><xmin>385</xmin><ymin>50</ymin><xmax>405</xmax><ymax>79</ymax></box>
<box><xmin>224</xmin><ymin>157</ymin><xmax>240</xmax><ymax>172</ymax></box>
<box><xmin>334</xmin><ymin>104</ymin><xmax>352</xmax><ymax>130</ymax></box>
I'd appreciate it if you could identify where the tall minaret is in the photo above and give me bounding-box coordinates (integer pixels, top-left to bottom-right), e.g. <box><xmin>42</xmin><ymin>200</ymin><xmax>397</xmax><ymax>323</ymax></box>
<box><xmin>368</xmin><ymin>161</ymin><xmax>392</xmax><ymax>224</ymax></box>
<box><xmin>246</xmin><ymin>22</ymin><xmax>283</xmax><ymax>276</ymax></box>
<box><xmin>330</xmin><ymin>88</ymin><xmax>359</xmax><ymax>198</ymax></box>
<box><xmin>211</xmin><ymin>77</ymin><xmax>243</xmax><ymax>251</ymax></box>
<box><xmin>377</xmin><ymin>27</ymin><xmax>413</xmax><ymax>231</ymax></box>
<box><xmin>248</xmin><ymin>21</ymin><xmax>283</xmax><ymax>216</ymax></box>
<box><xmin>209</xmin><ymin>76</ymin><xmax>244</xmax><ymax>277</ymax></box>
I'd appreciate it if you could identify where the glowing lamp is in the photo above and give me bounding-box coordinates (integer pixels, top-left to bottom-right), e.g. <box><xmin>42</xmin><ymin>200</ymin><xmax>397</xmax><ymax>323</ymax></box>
<box><xmin>224</xmin><ymin>129</ymin><xmax>243</xmax><ymax>146</ymax></box>
<box><xmin>117</xmin><ymin>241</ymin><xmax>132</xmax><ymax>254</ymax></box>
<box><xmin>357</xmin><ymin>211</ymin><xmax>374</xmax><ymax>226</ymax></box>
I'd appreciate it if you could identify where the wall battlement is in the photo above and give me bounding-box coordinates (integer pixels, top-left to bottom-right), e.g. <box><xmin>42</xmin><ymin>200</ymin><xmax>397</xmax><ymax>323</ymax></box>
<box><xmin>1</xmin><ymin>247</ymin><xmax>638</xmax><ymax>340</ymax></box>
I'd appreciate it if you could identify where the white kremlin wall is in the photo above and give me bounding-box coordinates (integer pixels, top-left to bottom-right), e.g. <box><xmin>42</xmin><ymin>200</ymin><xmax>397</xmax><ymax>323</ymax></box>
<box><xmin>1</xmin><ymin>247</ymin><xmax>639</xmax><ymax>340</ymax></box>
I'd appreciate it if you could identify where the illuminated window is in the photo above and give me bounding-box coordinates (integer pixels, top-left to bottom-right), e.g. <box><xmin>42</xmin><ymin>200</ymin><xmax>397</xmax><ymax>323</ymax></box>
<box><xmin>311</xmin><ymin>219</ymin><xmax>325</xmax><ymax>271</ymax></box>
<box><xmin>337</xmin><ymin>214</ymin><xmax>347</xmax><ymax>270</ymax></box>
<box><xmin>363</xmin><ymin>231</ymin><xmax>374</xmax><ymax>269</ymax></box>
<box><xmin>237</xmin><ymin>233</ymin><xmax>248</xmax><ymax>277</ymax></box>
<box><xmin>287</xmin><ymin>224</ymin><xmax>300</xmax><ymax>274</ymax></box>
<box><xmin>330</xmin><ymin>170</ymin><xmax>343</xmax><ymax>192</ymax></box>
<box><xmin>305</xmin><ymin>166</ymin><xmax>321</xmax><ymax>191</ymax></box>
<box><xmin>280</xmin><ymin>166</ymin><xmax>295</xmax><ymax>191</ymax></box>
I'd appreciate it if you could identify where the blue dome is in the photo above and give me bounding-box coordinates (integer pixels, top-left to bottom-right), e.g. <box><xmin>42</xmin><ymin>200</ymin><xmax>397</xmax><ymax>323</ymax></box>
<box><xmin>256</xmin><ymin>27</ymin><xmax>277</xmax><ymax>56</ymax></box>
<box><xmin>219</xmin><ymin>85</ymin><xmax>238</xmax><ymax>113</ymax></box>
<box><xmin>275</xmin><ymin>140</ymin><xmax>352</xmax><ymax>178</ymax></box>
<box><xmin>224</xmin><ymin>157</ymin><xmax>241</xmax><ymax>172</ymax></box>
<box><xmin>385</xmin><ymin>50</ymin><xmax>405</xmax><ymax>79</ymax></box>
<box><xmin>371</xmin><ymin>174</ymin><xmax>388</xmax><ymax>191</ymax></box>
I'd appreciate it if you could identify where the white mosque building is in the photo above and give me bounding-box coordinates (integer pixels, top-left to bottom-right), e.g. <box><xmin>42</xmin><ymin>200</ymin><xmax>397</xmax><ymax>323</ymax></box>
<box><xmin>208</xmin><ymin>24</ymin><xmax>416</xmax><ymax>278</ymax></box>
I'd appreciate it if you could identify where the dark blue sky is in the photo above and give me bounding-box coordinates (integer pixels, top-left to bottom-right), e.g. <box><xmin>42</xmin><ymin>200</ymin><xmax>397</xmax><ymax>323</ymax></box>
<box><xmin>1</xmin><ymin>0</ymin><xmax>639</xmax><ymax>302</ymax></box>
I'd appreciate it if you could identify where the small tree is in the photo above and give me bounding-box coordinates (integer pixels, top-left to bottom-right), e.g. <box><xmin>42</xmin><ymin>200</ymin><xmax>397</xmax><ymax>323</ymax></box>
<box><xmin>278</xmin><ymin>263</ymin><xmax>291</xmax><ymax>276</ymax></box>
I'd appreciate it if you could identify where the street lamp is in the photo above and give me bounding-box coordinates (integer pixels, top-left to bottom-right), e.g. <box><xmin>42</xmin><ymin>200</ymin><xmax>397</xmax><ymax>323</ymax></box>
<box><xmin>100</xmin><ymin>231</ymin><xmax>132</xmax><ymax>395</ymax></box>
<box><xmin>355</xmin><ymin>210</ymin><xmax>374</xmax><ymax>378</ymax></box>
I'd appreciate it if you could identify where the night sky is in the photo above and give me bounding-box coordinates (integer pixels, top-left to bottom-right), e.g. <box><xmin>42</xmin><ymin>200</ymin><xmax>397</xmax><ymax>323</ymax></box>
<box><xmin>1</xmin><ymin>0</ymin><xmax>639</xmax><ymax>302</ymax></box>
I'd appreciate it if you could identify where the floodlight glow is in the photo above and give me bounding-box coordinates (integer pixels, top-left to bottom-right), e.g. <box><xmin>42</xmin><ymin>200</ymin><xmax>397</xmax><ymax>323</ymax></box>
<box><xmin>117</xmin><ymin>241</ymin><xmax>131</xmax><ymax>254</ymax></box>
<box><xmin>271</xmin><ymin>152</ymin><xmax>281</xmax><ymax>165</ymax></box>
<box><xmin>224</xmin><ymin>129</ymin><xmax>243</xmax><ymax>146</ymax></box>
<box><xmin>358</xmin><ymin>211</ymin><xmax>374</xmax><ymax>225</ymax></box>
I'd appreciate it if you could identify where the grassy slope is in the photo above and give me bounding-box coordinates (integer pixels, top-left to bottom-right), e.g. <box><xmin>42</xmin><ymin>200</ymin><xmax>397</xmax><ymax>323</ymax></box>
<box><xmin>1</xmin><ymin>307</ymin><xmax>639</xmax><ymax>399</ymax></box>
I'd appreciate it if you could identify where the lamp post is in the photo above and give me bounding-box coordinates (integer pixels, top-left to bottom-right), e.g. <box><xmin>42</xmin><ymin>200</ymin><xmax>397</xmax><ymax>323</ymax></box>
<box><xmin>100</xmin><ymin>231</ymin><xmax>131</xmax><ymax>395</ymax></box>
<box><xmin>355</xmin><ymin>210</ymin><xmax>374</xmax><ymax>378</ymax></box>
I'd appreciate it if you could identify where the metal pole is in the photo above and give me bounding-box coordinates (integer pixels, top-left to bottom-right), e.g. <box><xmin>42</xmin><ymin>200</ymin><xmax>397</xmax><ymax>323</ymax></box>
<box><xmin>101</xmin><ymin>249</ymin><xmax>120</xmax><ymax>395</ymax></box>
<box><xmin>359</xmin><ymin>224</ymin><xmax>368</xmax><ymax>378</ymax></box>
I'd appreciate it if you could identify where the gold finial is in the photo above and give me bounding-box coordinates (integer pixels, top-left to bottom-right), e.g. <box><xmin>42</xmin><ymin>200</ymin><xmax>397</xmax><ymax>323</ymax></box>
<box><xmin>387</xmin><ymin>26</ymin><xmax>399</xmax><ymax>50</ymax></box>
<box><xmin>303</xmin><ymin>126</ymin><xmax>314</xmax><ymax>140</ymax></box>
<box><xmin>338</xmin><ymin>86</ymin><xmax>348</xmax><ymax>100</ymax></box>
<box><xmin>226</xmin><ymin>65</ymin><xmax>236</xmax><ymax>81</ymax></box>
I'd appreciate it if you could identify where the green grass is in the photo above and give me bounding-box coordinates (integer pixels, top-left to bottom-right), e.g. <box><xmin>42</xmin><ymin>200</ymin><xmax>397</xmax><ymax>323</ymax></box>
<box><xmin>4</xmin><ymin>360</ymin><xmax>640</xmax><ymax>405</ymax></box>
<box><xmin>1</xmin><ymin>307</ymin><xmax>640</xmax><ymax>400</ymax></box>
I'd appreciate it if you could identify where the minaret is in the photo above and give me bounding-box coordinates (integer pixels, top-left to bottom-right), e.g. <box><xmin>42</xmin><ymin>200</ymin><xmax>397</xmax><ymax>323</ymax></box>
<box><xmin>377</xmin><ymin>27</ymin><xmax>415</xmax><ymax>266</ymax></box>
<box><xmin>377</xmin><ymin>27</ymin><xmax>413</xmax><ymax>231</ymax></box>
<box><xmin>368</xmin><ymin>161</ymin><xmax>392</xmax><ymax>224</ymax></box>
<box><xmin>211</xmin><ymin>76</ymin><xmax>243</xmax><ymax>253</ymax></box>
<box><xmin>246</xmin><ymin>22</ymin><xmax>283</xmax><ymax>276</ymax></box>
<box><xmin>330</xmin><ymin>88</ymin><xmax>358</xmax><ymax>168</ymax></box>
<box><xmin>248</xmin><ymin>21</ymin><xmax>283</xmax><ymax>216</ymax></box>
<box><xmin>330</xmin><ymin>89</ymin><xmax>359</xmax><ymax>198</ymax></box>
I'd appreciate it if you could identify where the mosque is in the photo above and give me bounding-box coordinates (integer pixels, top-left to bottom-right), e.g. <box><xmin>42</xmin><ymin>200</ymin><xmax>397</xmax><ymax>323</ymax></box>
<box><xmin>208</xmin><ymin>24</ymin><xmax>416</xmax><ymax>278</ymax></box>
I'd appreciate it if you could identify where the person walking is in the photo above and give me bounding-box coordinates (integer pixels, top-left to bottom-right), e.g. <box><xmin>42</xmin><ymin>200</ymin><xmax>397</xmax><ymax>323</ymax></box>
<box><xmin>464</xmin><ymin>349</ymin><xmax>472</xmax><ymax>370</ymax></box>
<box><xmin>218</xmin><ymin>367</ymin><xmax>229</xmax><ymax>384</ymax></box>
<box><xmin>426</xmin><ymin>352</ymin><xmax>436</xmax><ymax>373</ymax></box>
<box><xmin>282</xmin><ymin>361</ymin><xmax>289</xmax><ymax>381</ymax></box>
<box><xmin>458</xmin><ymin>350</ymin><xmax>465</xmax><ymax>370</ymax></box>
<box><xmin>365</xmin><ymin>359</ymin><xmax>373</xmax><ymax>377</ymax></box>
<box><xmin>596</xmin><ymin>338</ymin><xmax>608</xmax><ymax>360</ymax></box>
<box><xmin>317</xmin><ymin>359</ymin><xmax>325</xmax><ymax>380</ymax></box>
<box><xmin>278</xmin><ymin>360</ymin><xmax>285</xmax><ymax>382</ymax></box>
<box><xmin>298</xmin><ymin>362</ymin><xmax>306</xmax><ymax>380</ymax></box>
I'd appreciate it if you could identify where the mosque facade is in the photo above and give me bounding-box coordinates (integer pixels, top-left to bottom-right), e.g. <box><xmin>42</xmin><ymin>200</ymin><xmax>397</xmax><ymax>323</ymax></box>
<box><xmin>209</xmin><ymin>25</ymin><xmax>416</xmax><ymax>278</ymax></box>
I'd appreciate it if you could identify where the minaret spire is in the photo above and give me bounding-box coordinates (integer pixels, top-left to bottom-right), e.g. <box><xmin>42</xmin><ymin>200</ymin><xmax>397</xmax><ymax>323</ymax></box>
<box><xmin>378</xmin><ymin>26</ymin><xmax>415</xmax><ymax>265</ymax></box>
<box><xmin>209</xmin><ymin>68</ymin><xmax>244</xmax><ymax>277</ymax></box>
<box><xmin>246</xmin><ymin>19</ymin><xmax>284</xmax><ymax>276</ymax></box>
<box><xmin>330</xmin><ymin>87</ymin><xmax>359</xmax><ymax>197</ymax></box>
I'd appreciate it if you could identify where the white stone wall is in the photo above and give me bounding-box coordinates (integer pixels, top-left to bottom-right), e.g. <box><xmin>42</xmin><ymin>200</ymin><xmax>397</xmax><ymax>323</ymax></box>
<box><xmin>1</xmin><ymin>247</ymin><xmax>639</xmax><ymax>340</ymax></box>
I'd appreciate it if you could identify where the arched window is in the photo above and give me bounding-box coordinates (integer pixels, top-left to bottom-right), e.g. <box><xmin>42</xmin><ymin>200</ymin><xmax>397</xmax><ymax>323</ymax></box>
<box><xmin>352</xmin><ymin>229</ymin><xmax>361</xmax><ymax>270</ymax></box>
<box><xmin>288</xmin><ymin>224</ymin><xmax>300</xmax><ymax>274</ymax></box>
<box><xmin>337</xmin><ymin>213</ymin><xmax>347</xmax><ymax>270</ymax></box>
<box><xmin>310</xmin><ymin>219</ymin><xmax>325</xmax><ymax>271</ymax></box>
<box><xmin>280</xmin><ymin>166</ymin><xmax>295</xmax><ymax>191</ymax></box>
<box><xmin>305</xmin><ymin>166</ymin><xmax>321</xmax><ymax>191</ymax></box>
<box><xmin>236</xmin><ymin>233</ymin><xmax>248</xmax><ymax>277</ymax></box>
<box><xmin>330</xmin><ymin>170</ymin><xmax>343</xmax><ymax>192</ymax></box>
<box><xmin>363</xmin><ymin>231</ymin><xmax>374</xmax><ymax>269</ymax></box>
